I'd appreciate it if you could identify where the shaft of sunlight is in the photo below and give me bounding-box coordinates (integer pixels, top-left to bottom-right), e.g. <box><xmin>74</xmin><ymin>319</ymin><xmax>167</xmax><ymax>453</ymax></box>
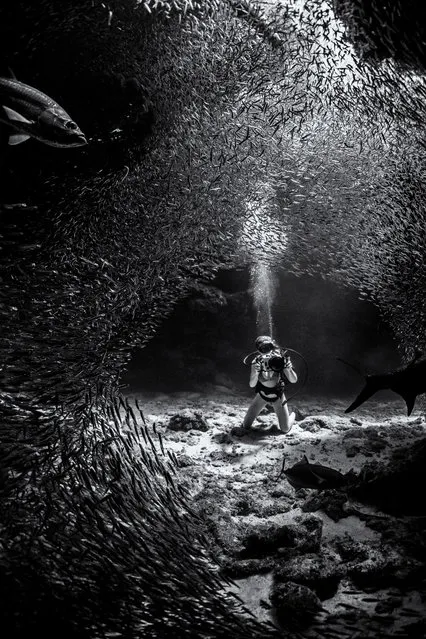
<box><xmin>240</xmin><ymin>190</ymin><xmax>289</xmax><ymax>338</ymax></box>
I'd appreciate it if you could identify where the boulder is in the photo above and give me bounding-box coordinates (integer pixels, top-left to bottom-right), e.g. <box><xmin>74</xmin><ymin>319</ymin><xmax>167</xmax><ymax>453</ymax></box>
<box><xmin>232</xmin><ymin>495</ymin><xmax>257</xmax><ymax>516</ymax></box>
<box><xmin>270</xmin><ymin>581</ymin><xmax>323</xmax><ymax>628</ymax></box>
<box><xmin>167</xmin><ymin>409</ymin><xmax>209</xmax><ymax>432</ymax></box>
<box><xmin>175</xmin><ymin>453</ymin><xmax>196</xmax><ymax>467</ymax></box>
<box><xmin>221</xmin><ymin>557</ymin><xmax>275</xmax><ymax>579</ymax></box>
<box><xmin>347</xmin><ymin>548</ymin><xmax>423</xmax><ymax>588</ymax></box>
<box><xmin>334</xmin><ymin>537</ymin><xmax>423</xmax><ymax>588</ymax></box>
<box><xmin>239</xmin><ymin>522</ymin><xmax>297</xmax><ymax>558</ymax></box>
<box><xmin>302</xmin><ymin>489</ymin><xmax>349</xmax><ymax>522</ymax></box>
<box><xmin>292</xmin><ymin>514</ymin><xmax>324</xmax><ymax>552</ymax></box>
<box><xmin>273</xmin><ymin>549</ymin><xmax>345</xmax><ymax>600</ymax></box>
<box><xmin>298</xmin><ymin>417</ymin><xmax>328</xmax><ymax>432</ymax></box>
<box><xmin>239</xmin><ymin>514</ymin><xmax>323</xmax><ymax>558</ymax></box>
<box><xmin>333</xmin><ymin>535</ymin><xmax>372</xmax><ymax>563</ymax></box>
<box><xmin>213</xmin><ymin>432</ymin><xmax>234</xmax><ymax>444</ymax></box>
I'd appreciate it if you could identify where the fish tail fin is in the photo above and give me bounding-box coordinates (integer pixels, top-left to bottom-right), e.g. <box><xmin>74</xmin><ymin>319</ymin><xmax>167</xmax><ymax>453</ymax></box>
<box><xmin>400</xmin><ymin>392</ymin><xmax>417</xmax><ymax>416</ymax></box>
<box><xmin>345</xmin><ymin>375</ymin><xmax>383</xmax><ymax>413</ymax></box>
<box><xmin>9</xmin><ymin>132</ymin><xmax>30</xmax><ymax>145</ymax></box>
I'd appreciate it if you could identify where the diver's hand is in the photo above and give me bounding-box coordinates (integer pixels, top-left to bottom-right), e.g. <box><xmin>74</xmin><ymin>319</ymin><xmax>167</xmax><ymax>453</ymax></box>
<box><xmin>249</xmin><ymin>361</ymin><xmax>261</xmax><ymax>387</ymax></box>
<box><xmin>283</xmin><ymin>356</ymin><xmax>292</xmax><ymax>369</ymax></box>
<box><xmin>283</xmin><ymin>359</ymin><xmax>298</xmax><ymax>383</ymax></box>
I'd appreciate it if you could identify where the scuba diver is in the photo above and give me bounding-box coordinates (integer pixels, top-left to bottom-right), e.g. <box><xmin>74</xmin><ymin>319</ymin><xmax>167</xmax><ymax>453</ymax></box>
<box><xmin>233</xmin><ymin>335</ymin><xmax>298</xmax><ymax>436</ymax></box>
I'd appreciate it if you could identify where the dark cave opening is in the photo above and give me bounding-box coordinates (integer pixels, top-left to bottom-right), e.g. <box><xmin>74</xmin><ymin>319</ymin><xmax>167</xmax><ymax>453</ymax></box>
<box><xmin>122</xmin><ymin>268</ymin><xmax>401</xmax><ymax>400</ymax></box>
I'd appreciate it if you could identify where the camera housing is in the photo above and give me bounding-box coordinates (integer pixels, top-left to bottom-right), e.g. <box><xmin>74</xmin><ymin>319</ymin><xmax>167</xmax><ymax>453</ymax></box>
<box><xmin>259</xmin><ymin>351</ymin><xmax>285</xmax><ymax>372</ymax></box>
<box><xmin>267</xmin><ymin>354</ymin><xmax>285</xmax><ymax>372</ymax></box>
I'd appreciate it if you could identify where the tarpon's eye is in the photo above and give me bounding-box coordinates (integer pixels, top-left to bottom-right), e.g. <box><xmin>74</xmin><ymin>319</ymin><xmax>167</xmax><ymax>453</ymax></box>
<box><xmin>65</xmin><ymin>120</ymin><xmax>78</xmax><ymax>130</ymax></box>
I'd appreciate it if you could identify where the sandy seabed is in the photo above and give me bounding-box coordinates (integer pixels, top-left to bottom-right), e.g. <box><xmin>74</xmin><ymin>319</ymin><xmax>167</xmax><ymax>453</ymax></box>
<box><xmin>125</xmin><ymin>387</ymin><xmax>426</xmax><ymax>637</ymax></box>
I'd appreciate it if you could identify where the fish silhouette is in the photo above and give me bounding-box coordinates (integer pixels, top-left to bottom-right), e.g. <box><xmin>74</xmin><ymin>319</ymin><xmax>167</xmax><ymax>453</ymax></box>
<box><xmin>278</xmin><ymin>455</ymin><xmax>347</xmax><ymax>490</ymax></box>
<box><xmin>0</xmin><ymin>75</ymin><xmax>87</xmax><ymax>148</ymax></box>
<box><xmin>344</xmin><ymin>351</ymin><xmax>426</xmax><ymax>416</ymax></box>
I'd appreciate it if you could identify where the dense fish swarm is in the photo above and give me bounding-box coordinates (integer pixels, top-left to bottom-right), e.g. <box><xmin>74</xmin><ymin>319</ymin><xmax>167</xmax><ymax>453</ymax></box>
<box><xmin>0</xmin><ymin>0</ymin><xmax>425</xmax><ymax>636</ymax></box>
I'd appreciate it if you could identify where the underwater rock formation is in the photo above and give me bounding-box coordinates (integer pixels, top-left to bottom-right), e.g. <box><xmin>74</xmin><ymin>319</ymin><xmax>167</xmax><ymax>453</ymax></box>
<box><xmin>167</xmin><ymin>409</ymin><xmax>209</xmax><ymax>432</ymax></box>
<box><xmin>239</xmin><ymin>515</ymin><xmax>324</xmax><ymax>559</ymax></box>
<box><xmin>270</xmin><ymin>581</ymin><xmax>323</xmax><ymax>628</ymax></box>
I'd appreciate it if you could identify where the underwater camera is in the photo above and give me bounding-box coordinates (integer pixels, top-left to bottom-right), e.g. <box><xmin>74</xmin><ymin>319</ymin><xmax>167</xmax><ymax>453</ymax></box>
<box><xmin>260</xmin><ymin>352</ymin><xmax>286</xmax><ymax>372</ymax></box>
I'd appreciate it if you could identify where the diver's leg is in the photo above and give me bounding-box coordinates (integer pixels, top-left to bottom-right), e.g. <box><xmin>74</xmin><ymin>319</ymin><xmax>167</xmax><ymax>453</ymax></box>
<box><xmin>273</xmin><ymin>395</ymin><xmax>295</xmax><ymax>433</ymax></box>
<box><xmin>242</xmin><ymin>394</ymin><xmax>266</xmax><ymax>429</ymax></box>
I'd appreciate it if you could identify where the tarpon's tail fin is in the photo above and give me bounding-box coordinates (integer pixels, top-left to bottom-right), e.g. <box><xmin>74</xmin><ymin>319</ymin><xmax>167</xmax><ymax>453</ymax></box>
<box><xmin>345</xmin><ymin>376</ymin><xmax>381</xmax><ymax>413</ymax></box>
<box><xmin>399</xmin><ymin>391</ymin><xmax>417</xmax><ymax>416</ymax></box>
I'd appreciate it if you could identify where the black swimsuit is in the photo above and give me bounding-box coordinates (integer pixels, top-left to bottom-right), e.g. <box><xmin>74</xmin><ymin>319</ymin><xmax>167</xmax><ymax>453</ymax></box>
<box><xmin>255</xmin><ymin>378</ymin><xmax>285</xmax><ymax>402</ymax></box>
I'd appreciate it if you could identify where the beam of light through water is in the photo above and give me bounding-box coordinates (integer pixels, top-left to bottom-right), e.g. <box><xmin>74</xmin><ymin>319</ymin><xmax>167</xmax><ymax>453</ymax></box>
<box><xmin>240</xmin><ymin>189</ymin><xmax>288</xmax><ymax>339</ymax></box>
<box><xmin>251</xmin><ymin>261</ymin><xmax>277</xmax><ymax>337</ymax></box>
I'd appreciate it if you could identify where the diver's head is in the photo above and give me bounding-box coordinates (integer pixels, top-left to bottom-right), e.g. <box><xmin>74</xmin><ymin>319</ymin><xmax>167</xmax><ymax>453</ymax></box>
<box><xmin>255</xmin><ymin>335</ymin><xmax>276</xmax><ymax>354</ymax></box>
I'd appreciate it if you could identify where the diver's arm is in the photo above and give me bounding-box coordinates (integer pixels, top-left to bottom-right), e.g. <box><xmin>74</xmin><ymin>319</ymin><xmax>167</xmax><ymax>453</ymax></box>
<box><xmin>283</xmin><ymin>357</ymin><xmax>298</xmax><ymax>383</ymax></box>
<box><xmin>249</xmin><ymin>361</ymin><xmax>261</xmax><ymax>387</ymax></box>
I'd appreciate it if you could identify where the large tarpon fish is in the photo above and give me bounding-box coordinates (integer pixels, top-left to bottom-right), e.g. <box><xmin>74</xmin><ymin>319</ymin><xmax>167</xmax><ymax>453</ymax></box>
<box><xmin>0</xmin><ymin>76</ymin><xmax>87</xmax><ymax>148</ymax></box>
<box><xmin>344</xmin><ymin>351</ymin><xmax>426</xmax><ymax>416</ymax></box>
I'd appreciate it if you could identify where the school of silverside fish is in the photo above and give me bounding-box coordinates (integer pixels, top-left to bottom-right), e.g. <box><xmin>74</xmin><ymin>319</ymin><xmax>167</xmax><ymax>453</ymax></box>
<box><xmin>0</xmin><ymin>0</ymin><xmax>425</xmax><ymax>637</ymax></box>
